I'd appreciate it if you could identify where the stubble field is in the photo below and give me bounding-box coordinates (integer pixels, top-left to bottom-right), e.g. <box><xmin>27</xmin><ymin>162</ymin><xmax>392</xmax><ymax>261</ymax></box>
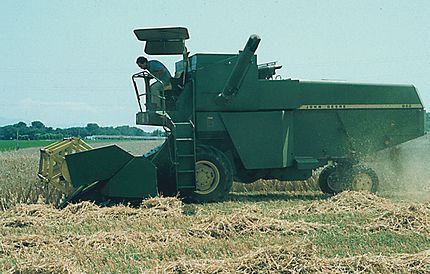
<box><xmin>1</xmin><ymin>139</ymin><xmax>430</xmax><ymax>273</ymax></box>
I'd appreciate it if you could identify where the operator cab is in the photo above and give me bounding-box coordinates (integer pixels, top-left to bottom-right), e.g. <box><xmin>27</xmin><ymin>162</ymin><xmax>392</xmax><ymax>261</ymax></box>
<box><xmin>132</xmin><ymin>27</ymin><xmax>190</xmax><ymax>113</ymax></box>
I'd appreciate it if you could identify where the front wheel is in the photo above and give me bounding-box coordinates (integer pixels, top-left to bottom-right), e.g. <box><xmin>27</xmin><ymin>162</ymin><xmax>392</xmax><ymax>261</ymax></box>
<box><xmin>187</xmin><ymin>146</ymin><xmax>233</xmax><ymax>202</ymax></box>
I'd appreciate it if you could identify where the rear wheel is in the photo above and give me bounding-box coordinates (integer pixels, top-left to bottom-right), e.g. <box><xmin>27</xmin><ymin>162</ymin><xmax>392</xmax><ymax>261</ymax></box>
<box><xmin>350</xmin><ymin>166</ymin><xmax>379</xmax><ymax>192</ymax></box>
<box><xmin>318</xmin><ymin>165</ymin><xmax>350</xmax><ymax>194</ymax></box>
<box><xmin>319</xmin><ymin>164</ymin><xmax>379</xmax><ymax>194</ymax></box>
<box><xmin>187</xmin><ymin>145</ymin><xmax>233</xmax><ymax>202</ymax></box>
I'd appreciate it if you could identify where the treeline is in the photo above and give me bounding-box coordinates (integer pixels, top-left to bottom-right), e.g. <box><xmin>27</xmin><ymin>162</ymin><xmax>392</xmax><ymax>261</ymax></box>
<box><xmin>0</xmin><ymin>121</ymin><xmax>165</xmax><ymax>140</ymax></box>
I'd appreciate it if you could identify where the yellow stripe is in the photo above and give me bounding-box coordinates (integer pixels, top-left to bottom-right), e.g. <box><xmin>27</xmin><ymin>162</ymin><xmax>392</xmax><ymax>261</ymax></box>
<box><xmin>298</xmin><ymin>104</ymin><xmax>423</xmax><ymax>110</ymax></box>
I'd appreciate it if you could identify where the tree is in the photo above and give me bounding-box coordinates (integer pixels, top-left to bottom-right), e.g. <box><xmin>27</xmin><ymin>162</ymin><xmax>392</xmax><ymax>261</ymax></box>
<box><xmin>0</xmin><ymin>121</ymin><xmax>152</xmax><ymax>140</ymax></box>
<box><xmin>150</xmin><ymin>129</ymin><xmax>165</xmax><ymax>137</ymax></box>
<box><xmin>0</xmin><ymin>125</ymin><xmax>16</xmax><ymax>139</ymax></box>
<box><xmin>86</xmin><ymin>123</ymin><xmax>100</xmax><ymax>135</ymax></box>
<box><xmin>14</xmin><ymin>121</ymin><xmax>27</xmax><ymax>128</ymax></box>
<box><xmin>31</xmin><ymin>121</ymin><xmax>45</xmax><ymax>129</ymax></box>
<box><xmin>12</xmin><ymin>121</ymin><xmax>31</xmax><ymax>138</ymax></box>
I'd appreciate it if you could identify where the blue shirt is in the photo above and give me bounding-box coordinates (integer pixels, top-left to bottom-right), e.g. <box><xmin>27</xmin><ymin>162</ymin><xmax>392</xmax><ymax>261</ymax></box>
<box><xmin>147</xmin><ymin>60</ymin><xmax>172</xmax><ymax>84</ymax></box>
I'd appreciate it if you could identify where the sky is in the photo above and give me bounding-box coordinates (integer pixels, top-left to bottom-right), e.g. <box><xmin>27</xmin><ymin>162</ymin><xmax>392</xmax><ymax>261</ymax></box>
<box><xmin>1</xmin><ymin>0</ymin><xmax>429</xmax><ymax>128</ymax></box>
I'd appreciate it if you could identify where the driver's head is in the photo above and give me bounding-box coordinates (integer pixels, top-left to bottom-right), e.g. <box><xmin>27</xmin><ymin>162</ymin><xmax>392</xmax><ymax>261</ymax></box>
<box><xmin>136</xmin><ymin>56</ymin><xmax>148</xmax><ymax>69</ymax></box>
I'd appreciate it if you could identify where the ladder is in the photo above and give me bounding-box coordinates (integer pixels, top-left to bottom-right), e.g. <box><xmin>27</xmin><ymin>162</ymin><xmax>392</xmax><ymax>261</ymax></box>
<box><xmin>172</xmin><ymin>121</ymin><xmax>196</xmax><ymax>190</ymax></box>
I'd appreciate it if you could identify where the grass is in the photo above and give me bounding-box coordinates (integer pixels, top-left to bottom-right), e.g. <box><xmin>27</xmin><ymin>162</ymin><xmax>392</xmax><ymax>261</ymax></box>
<box><xmin>0</xmin><ymin>140</ymin><xmax>54</xmax><ymax>151</ymax></box>
<box><xmin>311</xmin><ymin>224</ymin><xmax>430</xmax><ymax>257</ymax></box>
<box><xmin>0</xmin><ymin>138</ymin><xmax>147</xmax><ymax>152</ymax></box>
<box><xmin>1</xmin><ymin>141</ymin><xmax>430</xmax><ymax>272</ymax></box>
<box><xmin>1</xmin><ymin>194</ymin><xmax>430</xmax><ymax>273</ymax></box>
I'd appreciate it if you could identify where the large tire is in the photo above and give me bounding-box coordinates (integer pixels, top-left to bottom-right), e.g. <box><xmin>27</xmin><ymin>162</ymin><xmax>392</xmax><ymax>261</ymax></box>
<box><xmin>318</xmin><ymin>165</ymin><xmax>351</xmax><ymax>194</ymax></box>
<box><xmin>319</xmin><ymin>164</ymin><xmax>379</xmax><ymax>194</ymax></box>
<box><xmin>188</xmin><ymin>145</ymin><xmax>233</xmax><ymax>202</ymax></box>
<box><xmin>350</xmin><ymin>166</ymin><xmax>379</xmax><ymax>193</ymax></box>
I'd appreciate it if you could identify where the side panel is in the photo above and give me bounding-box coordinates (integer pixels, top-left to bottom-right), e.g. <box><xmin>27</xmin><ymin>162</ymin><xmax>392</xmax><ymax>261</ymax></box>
<box><xmin>220</xmin><ymin>111</ymin><xmax>294</xmax><ymax>169</ymax></box>
<box><xmin>299</xmin><ymin>81</ymin><xmax>422</xmax><ymax>105</ymax></box>
<box><xmin>66</xmin><ymin>145</ymin><xmax>159</xmax><ymax>199</ymax></box>
<box><xmin>293</xmin><ymin>110</ymin><xmax>350</xmax><ymax>159</ymax></box>
<box><xmin>102</xmin><ymin>157</ymin><xmax>158</xmax><ymax>199</ymax></box>
<box><xmin>65</xmin><ymin>145</ymin><xmax>133</xmax><ymax>187</ymax></box>
<box><xmin>337</xmin><ymin>108</ymin><xmax>425</xmax><ymax>155</ymax></box>
<box><xmin>193</xmin><ymin>54</ymin><xmax>259</xmax><ymax>111</ymax></box>
<box><xmin>294</xmin><ymin>108</ymin><xmax>425</xmax><ymax>160</ymax></box>
<box><xmin>191</xmin><ymin>54</ymin><xmax>302</xmax><ymax>112</ymax></box>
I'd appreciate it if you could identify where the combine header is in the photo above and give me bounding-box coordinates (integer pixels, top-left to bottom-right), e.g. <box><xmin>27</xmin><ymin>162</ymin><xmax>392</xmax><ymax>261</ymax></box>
<box><xmin>39</xmin><ymin>27</ymin><xmax>425</xmax><ymax>206</ymax></box>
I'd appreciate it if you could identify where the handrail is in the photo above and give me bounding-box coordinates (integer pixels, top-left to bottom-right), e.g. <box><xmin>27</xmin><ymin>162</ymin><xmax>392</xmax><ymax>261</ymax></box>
<box><xmin>131</xmin><ymin>72</ymin><xmax>145</xmax><ymax>112</ymax></box>
<box><xmin>132</xmin><ymin>70</ymin><xmax>167</xmax><ymax>112</ymax></box>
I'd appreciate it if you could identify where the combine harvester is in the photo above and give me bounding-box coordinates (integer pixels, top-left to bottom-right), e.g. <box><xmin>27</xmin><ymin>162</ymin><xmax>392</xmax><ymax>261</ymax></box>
<box><xmin>38</xmin><ymin>27</ymin><xmax>425</xmax><ymax>206</ymax></box>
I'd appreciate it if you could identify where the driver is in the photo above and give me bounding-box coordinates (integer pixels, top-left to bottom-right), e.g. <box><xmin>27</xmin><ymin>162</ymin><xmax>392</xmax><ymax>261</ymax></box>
<box><xmin>136</xmin><ymin>56</ymin><xmax>172</xmax><ymax>109</ymax></box>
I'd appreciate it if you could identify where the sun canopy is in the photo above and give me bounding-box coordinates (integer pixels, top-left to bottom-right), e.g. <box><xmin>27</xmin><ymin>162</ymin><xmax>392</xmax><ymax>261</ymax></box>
<box><xmin>134</xmin><ymin>27</ymin><xmax>189</xmax><ymax>55</ymax></box>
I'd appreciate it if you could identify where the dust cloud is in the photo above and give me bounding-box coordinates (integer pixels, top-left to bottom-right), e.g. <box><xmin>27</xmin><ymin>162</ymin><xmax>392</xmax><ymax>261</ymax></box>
<box><xmin>366</xmin><ymin>134</ymin><xmax>430</xmax><ymax>201</ymax></box>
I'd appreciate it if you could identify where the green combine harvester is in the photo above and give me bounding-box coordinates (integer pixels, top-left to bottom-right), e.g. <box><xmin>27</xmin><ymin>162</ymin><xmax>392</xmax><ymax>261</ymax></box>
<box><xmin>38</xmin><ymin>27</ymin><xmax>425</xmax><ymax>206</ymax></box>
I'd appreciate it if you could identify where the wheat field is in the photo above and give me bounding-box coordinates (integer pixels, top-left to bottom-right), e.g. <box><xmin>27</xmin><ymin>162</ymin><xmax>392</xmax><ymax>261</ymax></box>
<box><xmin>1</xmin><ymin>140</ymin><xmax>430</xmax><ymax>273</ymax></box>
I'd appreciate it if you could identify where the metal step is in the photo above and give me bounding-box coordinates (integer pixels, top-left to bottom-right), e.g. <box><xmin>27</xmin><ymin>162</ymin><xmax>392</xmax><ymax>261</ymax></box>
<box><xmin>176</xmin><ymin>138</ymin><xmax>193</xmax><ymax>141</ymax></box>
<box><xmin>177</xmin><ymin>154</ymin><xmax>194</xmax><ymax>158</ymax></box>
<box><xmin>173</xmin><ymin>120</ymin><xmax>196</xmax><ymax>190</ymax></box>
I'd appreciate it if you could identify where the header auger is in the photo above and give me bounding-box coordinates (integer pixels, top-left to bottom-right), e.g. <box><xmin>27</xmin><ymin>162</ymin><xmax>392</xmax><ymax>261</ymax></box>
<box><xmin>39</xmin><ymin>27</ymin><xmax>425</xmax><ymax>206</ymax></box>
